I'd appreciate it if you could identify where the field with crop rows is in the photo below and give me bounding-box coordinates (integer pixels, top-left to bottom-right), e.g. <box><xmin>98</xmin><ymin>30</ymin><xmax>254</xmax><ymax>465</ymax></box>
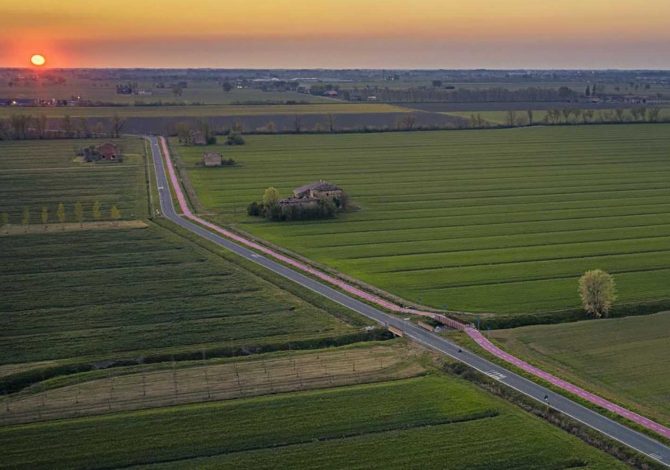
<box><xmin>491</xmin><ymin>311</ymin><xmax>670</xmax><ymax>426</ymax></box>
<box><xmin>0</xmin><ymin>375</ymin><xmax>623</xmax><ymax>469</ymax></box>
<box><xmin>0</xmin><ymin>226</ymin><xmax>355</xmax><ymax>367</ymax></box>
<box><xmin>176</xmin><ymin>124</ymin><xmax>670</xmax><ymax>317</ymax></box>
<box><xmin>0</xmin><ymin>138</ymin><xmax>146</xmax><ymax>223</ymax></box>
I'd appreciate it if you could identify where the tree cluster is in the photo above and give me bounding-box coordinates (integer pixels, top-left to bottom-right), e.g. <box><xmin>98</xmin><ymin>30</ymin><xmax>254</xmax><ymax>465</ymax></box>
<box><xmin>344</xmin><ymin>86</ymin><xmax>579</xmax><ymax>103</ymax></box>
<box><xmin>247</xmin><ymin>187</ymin><xmax>341</xmax><ymax>222</ymax></box>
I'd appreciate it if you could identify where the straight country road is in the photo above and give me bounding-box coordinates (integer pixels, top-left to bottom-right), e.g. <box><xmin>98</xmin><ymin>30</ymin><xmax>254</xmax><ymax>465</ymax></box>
<box><xmin>146</xmin><ymin>135</ymin><xmax>670</xmax><ymax>466</ymax></box>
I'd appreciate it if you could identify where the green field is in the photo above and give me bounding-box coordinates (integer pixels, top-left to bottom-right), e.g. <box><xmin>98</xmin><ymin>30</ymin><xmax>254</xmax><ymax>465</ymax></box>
<box><xmin>175</xmin><ymin>124</ymin><xmax>670</xmax><ymax>317</ymax></box>
<box><xmin>0</xmin><ymin>103</ymin><xmax>408</xmax><ymax>119</ymax></box>
<box><xmin>0</xmin><ymin>375</ymin><xmax>623</xmax><ymax>469</ymax></box>
<box><xmin>0</xmin><ymin>138</ymin><xmax>147</xmax><ymax>223</ymax></box>
<box><xmin>0</xmin><ymin>226</ymin><xmax>356</xmax><ymax>366</ymax></box>
<box><xmin>490</xmin><ymin>311</ymin><xmax>670</xmax><ymax>426</ymax></box>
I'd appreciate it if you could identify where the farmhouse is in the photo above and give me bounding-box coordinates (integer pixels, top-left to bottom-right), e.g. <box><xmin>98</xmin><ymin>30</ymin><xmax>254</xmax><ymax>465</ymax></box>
<box><xmin>202</xmin><ymin>152</ymin><xmax>223</xmax><ymax>167</ymax></box>
<box><xmin>277</xmin><ymin>181</ymin><xmax>345</xmax><ymax>208</ymax></box>
<box><xmin>97</xmin><ymin>143</ymin><xmax>120</xmax><ymax>160</ymax></box>
<box><xmin>82</xmin><ymin>142</ymin><xmax>122</xmax><ymax>162</ymax></box>
<box><xmin>189</xmin><ymin>130</ymin><xmax>207</xmax><ymax>146</ymax></box>
<box><xmin>293</xmin><ymin>181</ymin><xmax>343</xmax><ymax>200</ymax></box>
<box><xmin>323</xmin><ymin>90</ymin><xmax>338</xmax><ymax>97</ymax></box>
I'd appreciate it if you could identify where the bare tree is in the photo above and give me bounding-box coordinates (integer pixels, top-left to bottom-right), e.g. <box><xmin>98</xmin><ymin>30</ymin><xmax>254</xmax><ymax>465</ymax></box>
<box><xmin>35</xmin><ymin>114</ymin><xmax>48</xmax><ymax>139</ymax></box>
<box><xmin>62</xmin><ymin>114</ymin><xmax>74</xmax><ymax>138</ymax></box>
<box><xmin>614</xmin><ymin>108</ymin><xmax>626</xmax><ymax>123</ymax></box>
<box><xmin>506</xmin><ymin>110</ymin><xmax>518</xmax><ymax>127</ymax></box>
<box><xmin>111</xmin><ymin>114</ymin><xmax>126</xmax><ymax>138</ymax></box>
<box><xmin>647</xmin><ymin>107</ymin><xmax>661</xmax><ymax>123</ymax></box>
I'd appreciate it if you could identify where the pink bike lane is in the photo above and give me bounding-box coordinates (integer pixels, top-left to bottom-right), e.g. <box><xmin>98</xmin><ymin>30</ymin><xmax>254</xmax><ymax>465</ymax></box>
<box><xmin>158</xmin><ymin>136</ymin><xmax>670</xmax><ymax>441</ymax></box>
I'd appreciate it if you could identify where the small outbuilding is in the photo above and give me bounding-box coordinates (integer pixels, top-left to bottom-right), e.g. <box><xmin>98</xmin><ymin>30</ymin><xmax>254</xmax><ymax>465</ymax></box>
<box><xmin>202</xmin><ymin>152</ymin><xmax>223</xmax><ymax>167</ymax></box>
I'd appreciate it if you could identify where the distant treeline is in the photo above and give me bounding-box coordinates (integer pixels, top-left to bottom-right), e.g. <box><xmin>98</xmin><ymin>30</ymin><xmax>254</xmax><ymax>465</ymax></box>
<box><xmin>341</xmin><ymin>86</ymin><xmax>579</xmax><ymax>103</ymax></box>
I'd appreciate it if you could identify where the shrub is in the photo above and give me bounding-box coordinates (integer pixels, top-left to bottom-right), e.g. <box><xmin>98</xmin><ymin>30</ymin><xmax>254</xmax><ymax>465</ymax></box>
<box><xmin>226</xmin><ymin>133</ymin><xmax>245</xmax><ymax>145</ymax></box>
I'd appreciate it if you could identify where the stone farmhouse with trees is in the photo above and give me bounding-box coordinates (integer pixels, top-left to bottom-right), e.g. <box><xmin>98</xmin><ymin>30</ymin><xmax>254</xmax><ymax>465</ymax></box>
<box><xmin>80</xmin><ymin>142</ymin><xmax>122</xmax><ymax>162</ymax></box>
<box><xmin>248</xmin><ymin>181</ymin><xmax>349</xmax><ymax>221</ymax></box>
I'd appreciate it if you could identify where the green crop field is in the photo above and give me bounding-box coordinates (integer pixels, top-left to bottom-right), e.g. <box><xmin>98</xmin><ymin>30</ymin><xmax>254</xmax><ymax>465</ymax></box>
<box><xmin>490</xmin><ymin>311</ymin><xmax>670</xmax><ymax>426</ymax></box>
<box><xmin>0</xmin><ymin>226</ymin><xmax>355</xmax><ymax>366</ymax></box>
<box><xmin>0</xmin><ymin>103</ymin><xmax>409</xmax><ymax>119</ymax></box>
<box><xmin>0</xmin><ymin>138</ymin><xmax>147</xmax><ymax>223</ymax></box>
<box><xmin>174</xmin><ymin>124</ymin><xmax>670</xmax><ymax>317</ymax></box>
<box><xmin>0</xmin><ymin>375</ymin><xmax>622</xmax><ymax>469</ymax></box>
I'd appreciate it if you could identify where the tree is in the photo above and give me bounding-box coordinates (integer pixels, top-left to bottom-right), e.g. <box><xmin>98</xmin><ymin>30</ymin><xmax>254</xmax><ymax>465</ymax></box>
<box><xmin>35</xmin><ymin>113</ymin><xmax>48</xmax><ymax>139</ymax></box>
<box><xmin>92</xmin><ymin>201</ymin><xmax>102</xmax><ymax>221</ymax></box>
<box><xmin>74</xmin><ymin>201</ymin><xmax>84</xmax><ymax>226</ymax></box>
<box><xmin>175</xmin><ymin>122</ymin><xmax>191</xmax><ymax>143</ymax></box>
<box><xmin>78</xmin><ymin>117</ymin><xmax>90</xmax><ymax>138</ymax></box>
<box><xmin>56</xmin><ymin>202</ymin><xmax>66</xmax><ymax>223</ymax></box>
<box><xmin>110</xmin><ymin>205</ymin><xmax>121</xmax><ymax>222</ymax></box>
<box><xmin>614</xmin><ymin>108</ymin><xmax>626</xmax><ymax>123</ymax></box>
<box><xmin>582</xmin><ymin>109</ymin><xmax>595</xmax><ymax>123</ymax></box>
<box><xmin>225</xmin><ymin>133</ymin><xmax>245</xmax><ymax>145</ymax></box>
<box><xmin>647</xmin><ymin>107</ymin><xmax>661</xmax><ymax>123</ymax></box>
<box><xmin>293</xmin><ymin>115</ymin><xmax>302</xmax><ymax>133</ymax></box>
<box><xmin>62</xmin><ymin>114</ymin><xmax>74</xmax><ymax>138</ymax></box>
<box><xmin>327</xmin><ymin>114</ymin><xmax>335</xmax><ymax>133</ymax></box>
<box><xmin>505</xmin><ymin>110</ymin><xmax>518</xmax><ymax>126</ymax></box>
<box><xmin>247</xmin><ymin>201</ymin><xmax>261</xmax><ymax>216</ymax></box>
<box><xmin>585</xmin><ymin>85</ymin><xmax>591</xmax><ymax>97</ymax></box>
<box><xmin>111</xmin><ymin>114</ymin><xmax>125</xmax><ymax>138</ymax></box>
<box><xmin>262</xmin><ymin>187</ymin><xmax>280</xmax><ymax>207</ymax></box>
<box><xmin>41</xmin><ymin>206</ymin><xmax>49</xmax><ymax>225</ymax></box>
<box><xmin>432</xmin><ymin>80</ymin><xmax>443</xmax><ymax>88</ymax></box>
<box><xmin>526</xmin><ymin>109</ymin><xmax>534</xmax><ymax>126</ymax></box>
<box><xmin>222</xmin><ymin>81</ymin><xmax>233</xmax><ymax>92</ymax></box>
<box><xmin>172</xmin><ymin>85</ymin><xmax>184</xmax><ymax>97</ymax></box>
<box><xmin>579</xmin><ymin>270</ymin><xmax>616</xmax><ymax>318</ymax></box>
<box><xmin>22</xmin><ymin>207</ymin><xmax>30</xmax><ymax>226</ymax></box>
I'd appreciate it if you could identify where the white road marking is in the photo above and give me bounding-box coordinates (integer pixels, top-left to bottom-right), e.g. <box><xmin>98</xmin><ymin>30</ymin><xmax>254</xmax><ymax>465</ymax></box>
<box><xmin>485</xmin><ymin>370</ymin><xmax>507</xmax><ymax>381</ymax></box>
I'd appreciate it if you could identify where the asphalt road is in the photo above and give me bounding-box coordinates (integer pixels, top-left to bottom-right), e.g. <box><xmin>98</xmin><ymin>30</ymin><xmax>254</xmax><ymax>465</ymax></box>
<box><xmin>147</xmin><ymin>136</ymin><xmax>670</xmax><ymax>466</ymax></box>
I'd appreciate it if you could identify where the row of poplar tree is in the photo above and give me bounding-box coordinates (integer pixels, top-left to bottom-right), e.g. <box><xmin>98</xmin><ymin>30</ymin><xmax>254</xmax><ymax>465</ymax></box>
<box><xmin>0</xmin><ymin>202</ymin><xmax>122</xmax><ymax>226</ymax></box>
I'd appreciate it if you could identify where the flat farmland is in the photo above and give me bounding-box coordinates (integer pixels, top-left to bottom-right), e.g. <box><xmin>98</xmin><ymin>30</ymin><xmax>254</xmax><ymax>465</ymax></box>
<box><xmin>0</xmin><ymin>103</ymin><xmax>408</xmax><ymax>119</ymax></box>
<box><xmin>0</xmin><ymin>138</ymin><xmax>146</xmax><ymax>222</ymax></box>
<box><xmin>175</xmin><ymin>124</ymin><xmax>670</xmax><ymax>316</ymax></box>
<box><xmin>0</xmin><ymin>375</ymin><xmax>623</xmax><ymax>469</ymax></box>
<box><xmin>0</xmin><ymin>226</ymin><xmax>354</xmax><ymax>366</ymax></box>
<box><xmin>490</xmin><ymin>311</ymin><xmax>670</xmax><ymax>426</ymax></box>
<box><xmin>0</xmin><ymin>79</ymin><xmax>334</xmax><ymax>105</ymax></box>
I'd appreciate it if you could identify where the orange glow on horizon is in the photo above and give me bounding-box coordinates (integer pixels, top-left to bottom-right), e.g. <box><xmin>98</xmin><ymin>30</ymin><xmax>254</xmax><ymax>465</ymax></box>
<box><xmin>1</xmin><ymin>1</ymin><xmax>669</xmax><ymax>68</ymax></box>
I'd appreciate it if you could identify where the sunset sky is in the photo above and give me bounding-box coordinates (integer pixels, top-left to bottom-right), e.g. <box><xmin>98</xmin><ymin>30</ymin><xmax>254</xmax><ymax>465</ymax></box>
<box><xmin>2</xmin><ymin>0</ymin><xmax>670</xmax><ymax>68</ymax></box>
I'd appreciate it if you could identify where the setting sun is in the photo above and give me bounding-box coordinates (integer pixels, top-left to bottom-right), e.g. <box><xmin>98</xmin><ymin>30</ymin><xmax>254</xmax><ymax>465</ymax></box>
<box><xmin>30</xmin><ymin>54</ymin><xmax>46</xmax><ymax>66</ymax></box>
